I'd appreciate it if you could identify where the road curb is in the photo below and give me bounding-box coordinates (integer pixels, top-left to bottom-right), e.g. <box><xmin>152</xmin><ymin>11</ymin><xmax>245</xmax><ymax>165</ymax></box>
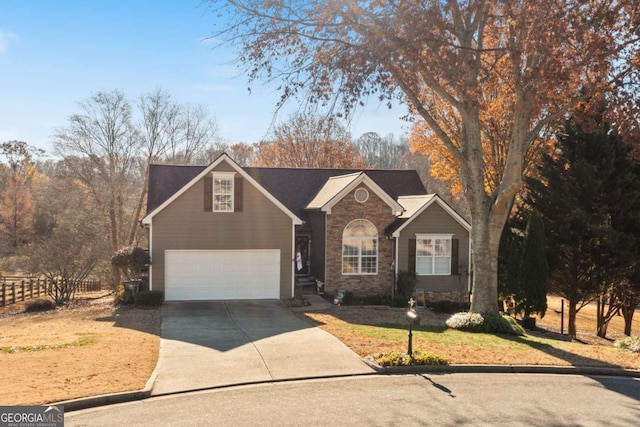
<box><xmin>54</xmin><ymin>367</ymin><xmax>159</xmax><ymax>412</ymax></box>
<box><xmin>362</xmin><ymin>357</ymin><xmax>640</xmax><ymax>377</ymax></box>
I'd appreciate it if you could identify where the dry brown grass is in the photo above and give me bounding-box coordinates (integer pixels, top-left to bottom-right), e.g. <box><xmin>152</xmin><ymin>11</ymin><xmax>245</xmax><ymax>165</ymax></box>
<box><xmin>535</xmin><ymin>295</ymin><xmax>635</xmax><ymax>344</ymax></box>
<box><xmin>0</xmin><ymin>292</ymin><xmax>160</xmax><ymax>405</ymax></box>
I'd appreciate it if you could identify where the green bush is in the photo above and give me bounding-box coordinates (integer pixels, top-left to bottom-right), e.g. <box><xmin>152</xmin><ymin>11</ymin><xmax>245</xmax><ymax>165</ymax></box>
<box><xmin>356</xmin><ymin>295</ymin><xmax>392</xmax><ymax>306</ymax></box>
<box><xmin>430</xmin><ymin>300</ymin><xmax>454</xmax><ymax>313</ymax></box>
<box><xmin>394</xmin><ymin>270</ymin><xmax>418</xmax><ymax>307</ymax></box>
<box><xmin>25</xmin><ymin>298</ymin><xmax>55</xmax><ymax>313</ymax></box>
<box><xmin>282</xmin><ymin>297</ymin><xmax>309</xmax><ymax>307</ymax></box>
<box><xmin>445</xmin><ymin>311</ymin><xmax>525</xmax><ymax>336</ymax></box>
<box><xmin>614</xmin><ymin>336</ymin><xmax>640</xmax><ymax>353</ymax></box>
<box><xmin>521</xmin><ymin>316</ymin><xmax>537</xmax><ymax>330</ymax></box>
<box><xmin>111</xmin><ymin>246</ymin><xmax>150</xmax><ymax>279</ymax></box>
<box><xmin>134</xmin><ymin>291</ymin><xmax>164</xmax><ymax>306</ymax></box>
<box><xmin>375</xmin><ymin>349</ymin><xmax>449</xmax><ymax>366</ymax></box>
<box><xmin>428</xmin><ymin>300</ymin><xmax>471</xmax><ymax>313</ymax></box>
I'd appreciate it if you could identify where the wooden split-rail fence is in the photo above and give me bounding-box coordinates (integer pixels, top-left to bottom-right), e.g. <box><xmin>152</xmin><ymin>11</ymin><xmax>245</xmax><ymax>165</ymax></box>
<box><xmin>0</xmin><ymin>276</ymin><xmax>103</xmax><ymax>307</ymax></box>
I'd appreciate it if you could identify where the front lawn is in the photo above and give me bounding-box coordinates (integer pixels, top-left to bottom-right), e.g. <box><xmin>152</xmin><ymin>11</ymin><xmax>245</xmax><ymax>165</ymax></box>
<box><xmin>301</xmin><ymin>305</ymin><xmax>640</xmax><ymax>369</ymax></box>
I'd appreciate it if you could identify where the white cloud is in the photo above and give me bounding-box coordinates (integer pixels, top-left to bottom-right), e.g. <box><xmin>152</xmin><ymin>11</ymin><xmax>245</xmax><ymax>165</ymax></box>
<box><xmin>0</xmin><ymin>29</ymin><xmax>18</xmax><ymax>53</ymax></box>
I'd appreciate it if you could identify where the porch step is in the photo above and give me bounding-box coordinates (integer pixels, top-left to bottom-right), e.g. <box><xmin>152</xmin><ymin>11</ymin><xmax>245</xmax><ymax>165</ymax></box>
<box><xmin>295</xmin><ymin>276</ymin><xmax>318</xmax><ymax>294</ymax></box>
<box><xmin>295</xmin><ymin>277</ymin><xmax>316</xmax><ymax>287</ymax></box>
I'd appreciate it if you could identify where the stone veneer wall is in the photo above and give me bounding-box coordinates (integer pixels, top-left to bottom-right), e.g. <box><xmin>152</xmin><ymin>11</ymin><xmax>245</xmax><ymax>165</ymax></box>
<box><xmin>324</xmin><ymin>186</ymin><xmax>396</xmax><ymax>298</ymax></box>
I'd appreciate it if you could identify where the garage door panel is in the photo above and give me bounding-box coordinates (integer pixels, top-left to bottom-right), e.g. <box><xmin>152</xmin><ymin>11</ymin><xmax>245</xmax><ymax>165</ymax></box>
<box><xmin>165</xmin><ymin>250</ymin><xmax>280</xmax><ymax>301</ymax></box>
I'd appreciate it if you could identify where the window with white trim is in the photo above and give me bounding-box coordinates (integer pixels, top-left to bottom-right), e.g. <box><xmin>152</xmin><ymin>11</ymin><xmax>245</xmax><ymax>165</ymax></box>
<box><xmin>416</xmin><ymin>234</ymin><xmax>452</xmax><ymax>275</ymax></box>
<box><xmin>213</xmin><ymin>173</ymin><xmax>234</xmax><ymax>212</ymax></box>
<box><xmin>342</xmin><ymin>219</ymin><xmax>378</xmax><ymax>274</ymax></box>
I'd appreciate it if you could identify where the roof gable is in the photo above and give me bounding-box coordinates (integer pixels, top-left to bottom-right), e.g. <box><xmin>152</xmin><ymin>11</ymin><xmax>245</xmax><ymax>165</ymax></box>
<box><xmin>242</xmin><ymin>168</ymin><xmax>426</xmax><ymax>217</ymax></box>
<box><xmin>306</xmin><ymin>172</ymin><xmax>404</xmax><ymax>215</ymax></box>
<box><xmin>390</xmin><ymin>194</ymin><xmax>471</xmax><ymax>237</ymax></box>
<box><xmin>142</xmin><ymin>154</ymin><xmax>302</xmax><ymax>225</ymax></box>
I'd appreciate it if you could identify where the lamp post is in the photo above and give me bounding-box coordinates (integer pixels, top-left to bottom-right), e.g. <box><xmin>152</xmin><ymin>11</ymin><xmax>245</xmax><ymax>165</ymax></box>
<box><xmin>406</xmin><ymin>298</ymin><xmax>418</xmax><ymax>357</ymax></box>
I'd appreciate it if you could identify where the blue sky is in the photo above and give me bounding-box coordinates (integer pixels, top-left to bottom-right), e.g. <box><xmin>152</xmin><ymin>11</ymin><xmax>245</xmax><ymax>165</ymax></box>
<box><xmin>0</xmin><ymin>1</ymin><xmax>410</xmax><ymax>153</ymax></box>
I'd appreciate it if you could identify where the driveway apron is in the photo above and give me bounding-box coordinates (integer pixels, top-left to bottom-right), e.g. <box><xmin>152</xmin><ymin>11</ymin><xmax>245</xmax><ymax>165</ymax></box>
<box><xmin>151</xmin><ymin>300</ymin><xmax>373</xmax><ymax>395</ymax></box>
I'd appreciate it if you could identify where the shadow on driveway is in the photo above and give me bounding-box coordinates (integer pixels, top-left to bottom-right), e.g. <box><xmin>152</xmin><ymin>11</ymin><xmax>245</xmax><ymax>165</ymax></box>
<box><xmin>151</xmin><ymin>300</ymin><xmax>373</xmax><ymax>395</ymax></box>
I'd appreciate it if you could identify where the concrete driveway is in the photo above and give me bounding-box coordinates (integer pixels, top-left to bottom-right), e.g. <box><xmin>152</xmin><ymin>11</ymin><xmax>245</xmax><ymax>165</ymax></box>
<box><xmin>151</xmin><ymin>300</ymin><xmax>374</xmax><ymax>395</ymax></box>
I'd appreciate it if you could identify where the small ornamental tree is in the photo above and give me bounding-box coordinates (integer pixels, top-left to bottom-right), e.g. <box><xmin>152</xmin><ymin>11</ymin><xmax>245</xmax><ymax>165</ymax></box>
<box><xmin>111</xmin><ymin>246</ymin><xmax>149</xmax><ymax>280</ymax></box>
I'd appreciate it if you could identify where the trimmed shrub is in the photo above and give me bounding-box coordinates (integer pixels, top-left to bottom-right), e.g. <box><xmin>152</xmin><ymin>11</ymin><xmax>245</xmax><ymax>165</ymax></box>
<box><xmin>446</xmin><ymin>312</ymin><xmax>484</xmax><ymax>331</ymax></box>
<box><xmin>356</xmin><ymin>295</ymin><xmax>393</xmax><ymax>306</ymax></box>
<box><xmin>521</xmin><ymin>316</ymin><xmax>537</xmax><ymax>330</ymax></box>
<box><xmin>25</xmin><ymin>298</ymin><xmax>55</xmax><ymax>313</ymax></box>
<box><xmin>446</xmin><ymin>312</ymin><xmax>525</xmax><ymax>336</ymax></box>
<box><xmin>134</xmin><ymin>291</ymin><xmax>164</xmax><ymax>306</ymax></box>
<box><xmin>342</xmin><ymin>290</ymin><xmax>354</xmax><ymax>305</ymax></box>
<box><xmin>614</xmin><ymin>336</ymin><xmax>640</xmax><ymax>353</ymax></box>
<box><xmin>429</xmin><ymin>300</ymin><xmax>471</xmax><ymax>313</ymax></box>
<box><xmin>394</xmin><ymin>270</ymin><xmax>418</xmax><ymax>307</ymax></box>
<box><xmin>430</xmin><ymin>300</ymin><xmax>454</xmax><ymax>313</ymax></box>
<box><xmin>375</xmin><ymin>349</ymin><xmax>449</xmax><ymax>367</ymax></box>
<box><xmin>111</xmin><ymin>246</ymin><xmax>150</xmax><ymax>280</ymax></box>
<box><xmin>282</xmin><ymin>297</ymin><xmax>310</xmax><ymax>307</ymax></box>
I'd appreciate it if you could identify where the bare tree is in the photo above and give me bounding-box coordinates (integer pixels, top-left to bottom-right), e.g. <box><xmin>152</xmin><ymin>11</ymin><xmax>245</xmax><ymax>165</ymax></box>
<box><xmin>53</xmin><ymin>90</ymin><xmax>141</xmax><ymax>263</ymax></box>
<box><xmin>356</xmin><ymin>132</ymin><xmax>408</xmax><ymax>169</ymax></box>
<box><xmin>128</xmin><ymin>90</ymin><xmax>182</xmax><ymax>245</ymax></box>
<box><xmin>167</xmin><ymin>104</ymin><xmax>219</xmax><ymax>164</ymax></box>
<box><xmin>28</xmin><ymin>174</ymin><xmax>105</xmax><ymax>304</ymax></box>
<box><xmin>254</xmin><ymin>113</ymin><xmax>367</xmax><ymax>168</ymax></box>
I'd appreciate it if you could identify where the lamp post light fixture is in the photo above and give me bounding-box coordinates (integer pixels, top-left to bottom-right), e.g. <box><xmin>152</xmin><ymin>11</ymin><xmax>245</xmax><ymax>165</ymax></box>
<box><xmin>406</xmin><ymin>298</ymin><xmax>418</xmax><ymax>357</ymax></box>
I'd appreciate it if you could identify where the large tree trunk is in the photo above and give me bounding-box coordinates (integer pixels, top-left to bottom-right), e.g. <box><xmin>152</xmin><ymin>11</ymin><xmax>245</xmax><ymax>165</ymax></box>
<box><xmin>469</xmin><ymin>212</ymin><xmax>501</xmax><ymax>314</ymax></box>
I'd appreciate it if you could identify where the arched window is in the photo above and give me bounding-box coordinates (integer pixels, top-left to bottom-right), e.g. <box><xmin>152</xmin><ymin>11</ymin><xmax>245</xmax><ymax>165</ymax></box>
<box><xmin>342</xmin><ymin>219</ymin><xmax>378</xmax><ymax>274</ymax></box>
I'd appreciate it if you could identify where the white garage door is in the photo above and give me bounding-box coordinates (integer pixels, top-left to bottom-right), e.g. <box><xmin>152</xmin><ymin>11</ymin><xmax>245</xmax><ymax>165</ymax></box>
<box><xmin>165</xmin><ymin>250</ymin><xmax>281</xmax><ymax>301</ymax></box>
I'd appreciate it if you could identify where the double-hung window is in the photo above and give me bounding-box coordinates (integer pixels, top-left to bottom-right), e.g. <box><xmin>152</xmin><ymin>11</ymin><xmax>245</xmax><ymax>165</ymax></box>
<box><xmin>415</xmin><ymin>234</ymin><xmax>452</xmax><ymax>275</ymax></box>
<box><xmin>212</xmin><ymin>173</ymin><xmax>234</xmax><ymax>212</ymax></box>
<box><xmin>342</xmin><ymin>219</ymin><xmax>378</xmax><ymax>275</ymax></box>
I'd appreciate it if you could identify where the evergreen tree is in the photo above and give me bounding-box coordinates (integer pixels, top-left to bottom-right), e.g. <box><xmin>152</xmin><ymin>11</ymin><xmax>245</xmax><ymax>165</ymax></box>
<box><xmin>525</xmin><ymin>110</ymin><xmax>640</xmax><ymax>337</ymax></box>
<box><xmin>516</xmin><ymin>210</ymin><xmax>548</xmax><ymax>321</ymax></box>
<box><xmin>497</xmin><ymin>219</ymin><xmax>522</xmax><ymax>313</ymax></box>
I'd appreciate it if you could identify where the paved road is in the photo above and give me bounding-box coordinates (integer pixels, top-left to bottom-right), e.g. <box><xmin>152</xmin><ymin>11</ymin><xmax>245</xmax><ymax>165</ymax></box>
<box><xmin>66</xmin><ymin>373</ymin><xmax>640</xmax><ymax>426</ymax></box>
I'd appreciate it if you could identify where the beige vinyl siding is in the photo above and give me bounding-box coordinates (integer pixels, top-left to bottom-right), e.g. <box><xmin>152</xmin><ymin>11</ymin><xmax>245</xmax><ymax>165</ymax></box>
<box><xmin>151</xmin><ymin>163</ymin><xmax>294</xmax><ymax>298</ymax></box>
<box><xmin>397</xmin><ymin>203</ymin><xmax>470</xmax><ymax>293</ymax></box>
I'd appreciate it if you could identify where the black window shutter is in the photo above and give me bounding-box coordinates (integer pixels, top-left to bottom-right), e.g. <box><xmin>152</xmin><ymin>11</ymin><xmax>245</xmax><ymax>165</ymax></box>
<box><xmin>204</xmin><ymin>176</ymin><xmax>212</xmax><ymax>211</ymax></box>
<box><xmin>234</xmin><ymin>177</ymin><xmax>243</xmax><ymax>212</ymax></box>
<box><xmin>408</xmin><ymin>238</ymin><xmax>416</xmax><ymax>273</ymax></box>
<box><xmin>451</xmin><ymin>238</ymin><xmax>459</xmax><ymax>275</ymax></box>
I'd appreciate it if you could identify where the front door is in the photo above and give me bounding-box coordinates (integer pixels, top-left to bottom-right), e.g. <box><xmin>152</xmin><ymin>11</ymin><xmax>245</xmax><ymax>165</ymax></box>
<box><xmin>295</xmin><ymin>235</ymin><xmax>310</xmax><ymax>276</ymax></box>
